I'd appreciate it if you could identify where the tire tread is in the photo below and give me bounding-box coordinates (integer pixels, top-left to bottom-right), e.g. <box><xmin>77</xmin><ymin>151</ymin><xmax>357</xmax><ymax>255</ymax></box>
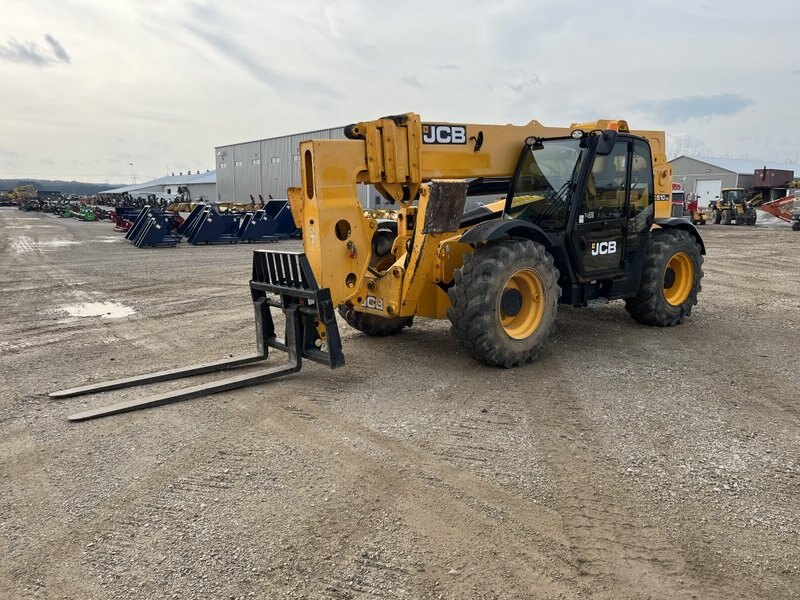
<box><xmin>447</xmin><ymin>239</ymin><xmax>560</xmax><ymax>368</ymax></box>
<box><xmin>625</xmin><ymin>229</ymin><xmax>703</xmax><ymax>327</ymax></box>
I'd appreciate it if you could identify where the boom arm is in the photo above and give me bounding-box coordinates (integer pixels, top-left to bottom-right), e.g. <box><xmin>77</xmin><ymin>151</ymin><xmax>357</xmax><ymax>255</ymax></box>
<box><xmin>288</xmin><ymin>112</ymin><xmax>671</xmax><ymax>310</ymax></box>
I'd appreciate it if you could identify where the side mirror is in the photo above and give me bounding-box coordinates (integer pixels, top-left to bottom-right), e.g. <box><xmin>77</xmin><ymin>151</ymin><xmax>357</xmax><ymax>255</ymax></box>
<box><xmin>596</xmin><ymin>129</ymin><xmax>617</xmax><ymax>156</ymax></box>
<box><xmin>579</xmin><ymin>130</ymin><xmax>616</xmax><ymax>151</ymax></box>
<box><xmin>594</xmin><ymin>130</ymin><xmax>618</xmax><ymax>156</ymax></box>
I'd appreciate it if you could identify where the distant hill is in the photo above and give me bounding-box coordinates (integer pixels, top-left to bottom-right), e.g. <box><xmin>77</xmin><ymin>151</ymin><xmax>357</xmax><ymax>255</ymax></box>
<box><xmin>0</xmin><ymin>179</ymin><xmax>124</xmax><ymax>196</ymax></box>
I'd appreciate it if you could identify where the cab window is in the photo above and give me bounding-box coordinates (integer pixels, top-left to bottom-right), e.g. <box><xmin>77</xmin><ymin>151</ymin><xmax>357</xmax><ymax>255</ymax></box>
<box><xmin>581</xmin><ymin>141</ymin><xmax>627</xmax><ymax>221</ymax></box>
<box><xmin>629</xmin><ymin>140</ymin><xmax>653</xmax><ymax>220</ymax></box>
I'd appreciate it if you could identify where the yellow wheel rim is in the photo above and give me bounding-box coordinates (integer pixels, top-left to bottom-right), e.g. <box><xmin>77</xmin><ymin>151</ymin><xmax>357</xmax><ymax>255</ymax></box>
<box><xmin>499</xmin><ymin>268</ymin><xmax>545</xmax><ymax>339</ymax></box>
<box><xmin>663</xmin><ymin>251</ymin><xmax>694</xmax><ymax>306</ymax></box>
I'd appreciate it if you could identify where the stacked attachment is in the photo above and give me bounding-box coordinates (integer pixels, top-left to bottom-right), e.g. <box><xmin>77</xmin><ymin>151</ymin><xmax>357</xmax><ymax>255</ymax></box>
<box><xmin>124</xmin><ymin>206</ymin><xmax>183</xmax><ymax>248</ymax></box>
<box><xmin>113</xmin><ymin>207</ymin><xmax>142</xmax><ymax>232</ymax></box>
<box><xmin>121</xmin><ymin>201</ymin><xmax>301</xmax><ymax>248</ymax></box>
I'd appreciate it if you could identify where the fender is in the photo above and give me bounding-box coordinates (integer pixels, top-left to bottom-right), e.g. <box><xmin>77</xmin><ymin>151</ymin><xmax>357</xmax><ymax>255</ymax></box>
<box><xmin>654</xmin><ymin>218</ymin><xmax>706</xmax><ymax>255</ymax></box>
<box><xmin>459</xmin><ymin>218</ymin><xmax>552</xmax><ymax>248</ymax></box>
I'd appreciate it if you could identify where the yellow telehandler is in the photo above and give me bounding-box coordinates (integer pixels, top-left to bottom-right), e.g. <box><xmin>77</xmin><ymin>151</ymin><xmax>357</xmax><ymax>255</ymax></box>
<box><xmin>53</xmin><ymin>113</ymin><xmax>704</xmax><ymax>420</ymax></box>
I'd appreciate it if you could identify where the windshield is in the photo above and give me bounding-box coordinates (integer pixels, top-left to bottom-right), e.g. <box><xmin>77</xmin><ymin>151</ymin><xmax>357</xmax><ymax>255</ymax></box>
<box><xmin>506</xmin><ymin>138</ymin><xmax>583</xmax><ymax>229</ymax></box>
<box><xmin>725</xmin><ymin>189</ymin><xmax>745</xmax><ymax>203</ymax></box>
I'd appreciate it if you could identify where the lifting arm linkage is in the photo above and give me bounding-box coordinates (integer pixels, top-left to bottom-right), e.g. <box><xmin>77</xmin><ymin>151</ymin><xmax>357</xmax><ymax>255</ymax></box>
<box><xmin>287</xmin><ymin>112</ymin><xmax>672</xmax><ymax>310</ymax></box>
<box><xmin>288</xmin><ymin>113</ymin><xmax>580</xmax><ymax>307</ymax></box>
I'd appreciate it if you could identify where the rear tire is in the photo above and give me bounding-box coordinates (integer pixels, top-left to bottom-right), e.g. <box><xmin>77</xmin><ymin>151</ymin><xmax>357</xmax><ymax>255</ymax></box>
<box><xmin>447</xmin><ymin>239</ymin><xmax>560</xmax><ymax>368</ymax></box>
<box><xmin>720</xmin><ymin>209</ymin><xmax>732</xmax><ymax>225</ymax></box>
<box><xmin>710</xmin><ymin>209</ymin><xmax>721</xmax><ymax>224</ymax></box>
<box><xmin>337</xmin><ymin>306</ymin><xmax>412</xmax><ymax>336</ymax></box>
<box><xmin>625</xmin><ymin>229</ymin><xmax>703</xmax><ymax>327</ymax></box>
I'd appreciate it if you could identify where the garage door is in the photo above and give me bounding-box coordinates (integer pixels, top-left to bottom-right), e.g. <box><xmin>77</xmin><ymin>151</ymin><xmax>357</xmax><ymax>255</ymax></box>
<box><xmin>695</xmin><ymin>179</ymin><xmax>722</xmax><ymax>208</ymax></box>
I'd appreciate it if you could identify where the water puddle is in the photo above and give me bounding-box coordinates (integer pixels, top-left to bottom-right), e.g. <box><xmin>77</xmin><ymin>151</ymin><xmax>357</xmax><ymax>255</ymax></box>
<box><xmin>11</xmin><ymin>236</ymin><xmax>35</xmax><ymax>254</ymax></box>
<box><xmin>10</xmin><ymin>236</ymin><xmax>81</xmax><ymax>253</ymax></box>
<box><xmin>60</xmin><ymin>302</ymin><xmax>135</xmax><ymax>319</ymax></box>
<box><xmin>6</xmin><ymin>225</ymin><xmax>56</xmax><ymax>229</ymax></box>
<box><xmin>37</xmin><ymin>239</ymin><xmax>82</xmax><ymax>248</ymax></box>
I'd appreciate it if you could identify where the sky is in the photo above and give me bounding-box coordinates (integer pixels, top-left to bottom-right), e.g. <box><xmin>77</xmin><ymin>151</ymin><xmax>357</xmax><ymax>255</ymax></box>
<box><xmin>2</xmin><ymin>0</ymin><xmax>799</xmax><ymax>184</ymax></box>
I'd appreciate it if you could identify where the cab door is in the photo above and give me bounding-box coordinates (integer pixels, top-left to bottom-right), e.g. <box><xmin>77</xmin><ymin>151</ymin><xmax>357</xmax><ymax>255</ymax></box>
<box><xmin>571</xmin><ymin>138</ymin><xmax>629</xmax><ymax>279</ymax></box>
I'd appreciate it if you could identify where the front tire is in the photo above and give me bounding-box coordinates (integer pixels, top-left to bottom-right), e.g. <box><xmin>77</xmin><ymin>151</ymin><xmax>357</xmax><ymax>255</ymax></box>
<box><xmin>447</xmin><ymin>239</ymin><xmax>560</xmax><ymax>368</ymax></box>
<box><xmin>625</xmin><ymin>229</ymin><xmax>703</xmax><ymax>327</ymax></box>
<box><xmin>337</xmin><ymin>306</ymin><xmax>412</xmax><ymax>336</ymax></box>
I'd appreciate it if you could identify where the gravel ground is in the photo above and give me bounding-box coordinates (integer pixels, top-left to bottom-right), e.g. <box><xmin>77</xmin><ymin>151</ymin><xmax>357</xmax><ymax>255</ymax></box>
<box><xmin>1</xmin><ymin>207</ymin><xmax>798</xmax><ymax>599</ymax></box>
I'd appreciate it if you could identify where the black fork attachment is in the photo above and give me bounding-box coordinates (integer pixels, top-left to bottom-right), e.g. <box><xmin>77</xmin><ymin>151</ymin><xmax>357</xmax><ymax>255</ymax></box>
<box><xmin>50</xmin><ymin>250</ymin><xmax>344</xmax><ymax>421</ymax></box>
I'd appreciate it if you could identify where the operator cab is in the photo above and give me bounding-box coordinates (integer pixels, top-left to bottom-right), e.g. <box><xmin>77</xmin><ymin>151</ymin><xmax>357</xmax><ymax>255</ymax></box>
<box><xmin>504</xmin><ymin>129</ymin><xmax>655</xmax><ymax>302</ymax></box>
<box><xmin>721</xmin><ymin>188</ymin><xmax>746</xmax><ymax>204</ymax></box>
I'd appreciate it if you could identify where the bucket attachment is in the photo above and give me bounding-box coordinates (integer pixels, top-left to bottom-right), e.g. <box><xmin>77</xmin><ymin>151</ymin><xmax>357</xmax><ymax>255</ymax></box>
<box><xmin>177</xmin><ymin>204</ymin><xmax>206</xmax><ymax>236</ymax></box>
<box><xmin>51</xmin><ymin>250</ymin><xmax>343</xmax><ymax>421</ymax></box>
<box><xmin>124</xmin><ymin>206</ymin><xmax>182</xmax><ymax>248</ymax></box>
<box><xmin>187</xmin><ymin>206</ymin><xmax>245</xmax><ymax>244</ymax></box>
<box><xmin>237</xmin><ymin>209</ymin><xmax>279</xmax><ymax>243</ymax></box>
<box><xmin>265</xmin><ymin>200</ymin><xmax>302</xmax><ymax>238</ymax></box>
<box><xmin>760</xmin><ymin>194</ymin><xmax>800</xmax><ymax>223</ymax></box>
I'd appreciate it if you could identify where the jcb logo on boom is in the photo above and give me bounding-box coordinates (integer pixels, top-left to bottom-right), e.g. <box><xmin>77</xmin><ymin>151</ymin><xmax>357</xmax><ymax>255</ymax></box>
<box><xmin>591</xmin><ymin>241</ymin><xmax>617</xmax><ymax>256</ymax></box>
<box><xmin>422</xmin><ymin>124</ymin><xmax>467</xmax><ymax>145</ymax></box>
<box><xmin>361</xmin><ymin>295</ymin><xmax>384</xmax><ymax>310</ymax></box>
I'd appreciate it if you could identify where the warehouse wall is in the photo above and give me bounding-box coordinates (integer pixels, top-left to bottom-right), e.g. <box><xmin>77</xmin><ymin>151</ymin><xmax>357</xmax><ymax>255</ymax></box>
<box><xmin>737</xmin><ymin>174</ymin><xmax>755</xmax><ymax>190</ymax></box>
<box><xmin>215</xmin><ymin>144</ymin><xmax>235</xmax><ymax>201</ymax></box>
<box><xmin>233</xmin><ymin>141</ymin><xmax>261</xmax><ymax>203</ymax></box>
<box><xmin>185</xmin><ymin>183</ymin><xmax>216</xmax><ymax>202</ymax></box>
<box><xmin>215</xmin><ymin>128</ymin><xmax>374</xmax><ymax>207</ymax></box>
<box><xmin>669</xmin><ymin>156</ymin><xmax>738</xmax><ymax>200</ymax></box>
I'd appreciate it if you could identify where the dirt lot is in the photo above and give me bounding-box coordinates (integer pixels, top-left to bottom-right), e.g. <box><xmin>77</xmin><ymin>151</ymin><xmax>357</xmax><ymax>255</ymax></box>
<box><xmin>1</xmin><ymin>207</ymin><xmax>798</xmax><ymax>599</ymax></box>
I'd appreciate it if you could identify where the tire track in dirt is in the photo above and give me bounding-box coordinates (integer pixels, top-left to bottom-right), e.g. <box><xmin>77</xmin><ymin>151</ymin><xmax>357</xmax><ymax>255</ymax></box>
<box><xmin>1</xmin><ymin>413</ymin><xmax>287</xmax><ymax>598</ymax></box>
<box><xmin>257</xmin><ymin>393</ymin><xmax>580</xmax><ymax>598</ymax></box>
<box><xmin>519</xmin><ymin>356</ymin><xmax>754</xmax><ymax>599</ymax></box>
<box><xmin>5</xmin><ymin>374</ymin><xmax>577</xmax><ymax>598</ymax></box>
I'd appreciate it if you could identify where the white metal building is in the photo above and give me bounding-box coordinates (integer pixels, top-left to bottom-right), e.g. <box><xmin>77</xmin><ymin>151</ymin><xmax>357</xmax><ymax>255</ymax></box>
<box><xmin>669</xmin><ymin>156</ymin><xmax>798</xmax><ymax>207</ymax></box>
<box><xmin>214</xmin><ymin>127</ymin><xmax>378</xmax><ymax>207</ymax></box>
<box><xmin>101</xmin><ymin>171</ymin><xmax>216</xmax><ymax>202</ymax></box>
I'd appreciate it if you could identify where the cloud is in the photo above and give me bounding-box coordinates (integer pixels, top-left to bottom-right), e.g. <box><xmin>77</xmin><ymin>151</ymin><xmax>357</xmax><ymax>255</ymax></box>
<box><xmin>402</xmin><ymin>75</ymin><xmax>424</xmax><ymax>89</ymax></box>
<box><xmin>45</xmin><ymin>34</ymin><xmax>71</xmax><ymax>63</ymax></box>
<box><xmin>181</xmin><ymin>17</ymin><xmax>340</xmax><ymax>97</ymax></box>
<box><xmin>0</xmin><ymin>35</ymin><xmax>71</xmax><ymax>66</ymax></box>
<box><xmin>634</xmin><ymin>94</ymin><xmax>754</xmax><ymax>124</ymax></box>
<box><xmin>508</xmin><ymin>74</ymin><xmax>542</xmax><ymax>93</ymax></box>
<box><xmin>0</xmin><ymin>39</ymin><xmax>49</xmax><ymax>66</ymax></box>
<box><xmin>667</xmin><ymin>133</ymin><xmax>710</xmax><ymax>159</ymax></box>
